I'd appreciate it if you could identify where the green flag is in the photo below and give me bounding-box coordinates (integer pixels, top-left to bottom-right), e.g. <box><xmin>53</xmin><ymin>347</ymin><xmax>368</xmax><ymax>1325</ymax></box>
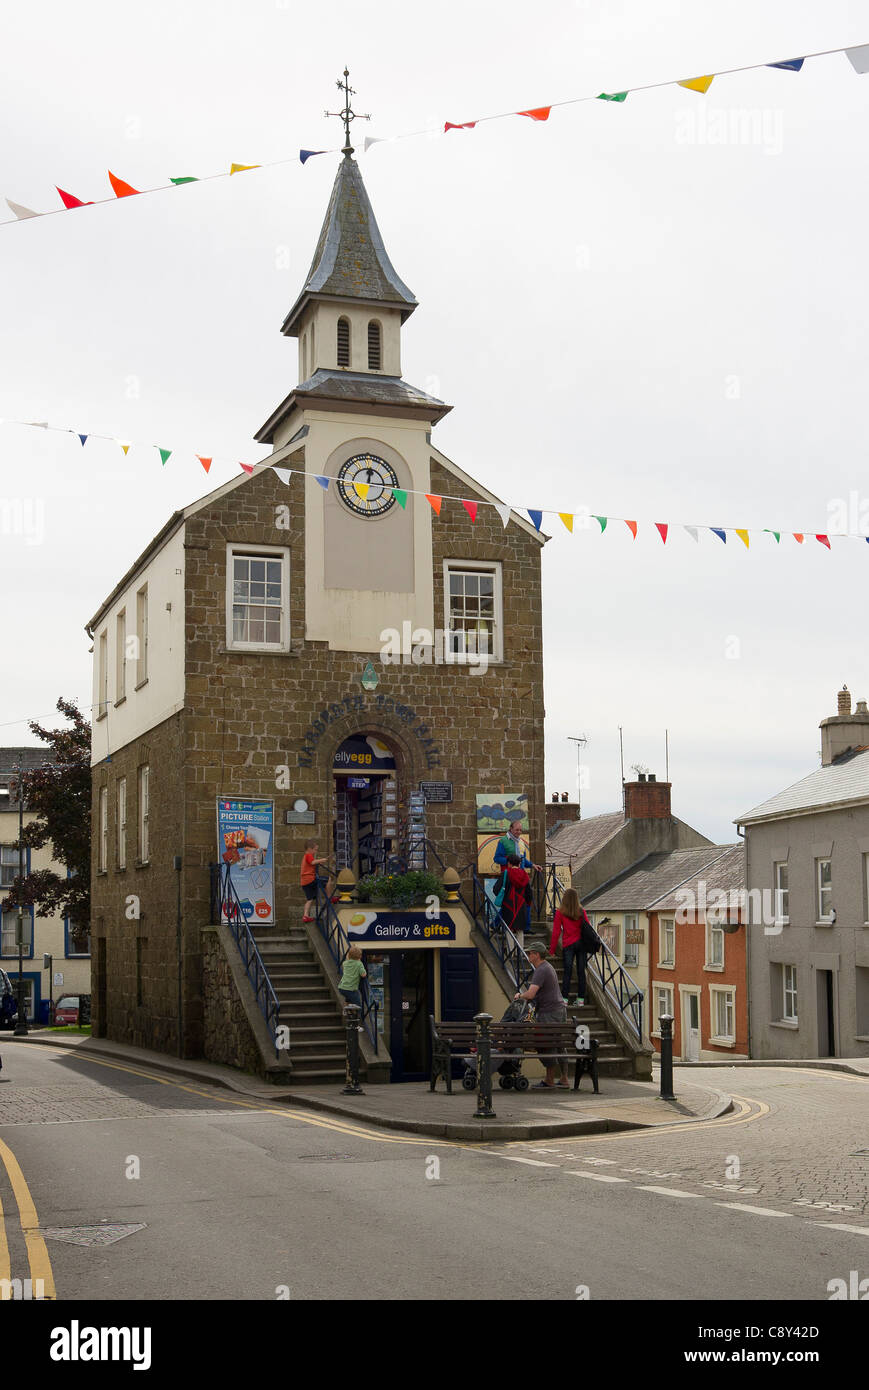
<box><xmin>597</xmin><ymin>92</ymin><xmax>628</xmax><ymax>102</ymax></box>
<box><xmin>170</xmin><ymin>176</ymin><xmax>199</xmax><ymax>185</ymax></box>
<box><xmin>594</xmin><ymin>515</ymin><xmax>608</xmax><ymax>532</ymax></box>
<box><xmin>158</xmin><ymin>448</ymin><xmax>172</xmax><ymax>466</ymax></box>
<box><xmin>763</xmin><ymin>529</ymin><xmax>781</xmax><ymax>543</ymax></box>
<box><xmin>392</xmin><ymin>488</ymin><xmax>407</xmax><ymax>509</ymax></box>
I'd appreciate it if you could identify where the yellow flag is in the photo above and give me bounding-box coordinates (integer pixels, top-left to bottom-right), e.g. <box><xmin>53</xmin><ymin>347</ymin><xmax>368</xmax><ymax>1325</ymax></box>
<box><xmin>559</xmin><ymin>513</ymin><xmax>574</xmax><ymax>533</ymax></box>
<box><xmin>735</xmin><ymin>529</ymin><xmax>750</xmax><ymax>549</ymax></box>
<box><xmin>354</xmin><ymin>482</ymin><xmax>370</xmax><ymax>500</ymax></box>
<box><xmin>678</xmin><ymin>75</ymin><xmax>714</xmax><ymax>94</ymax></box>
<box><xmin>118</xmin><ymin>440</ymin><xmax>131</xmax><ymax>456</ymax></box>
<box><xmin>230</xmin><ymin>162</ymin><xmax>260</xmax><ymax>175</ymax></box>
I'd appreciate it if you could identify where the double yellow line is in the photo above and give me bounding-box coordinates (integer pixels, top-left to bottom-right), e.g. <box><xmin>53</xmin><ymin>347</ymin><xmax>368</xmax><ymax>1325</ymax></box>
<box><xmin>0</xmin><ymin>1135</ymin><xmax>56</xmax><ymax>1300</ymax></box>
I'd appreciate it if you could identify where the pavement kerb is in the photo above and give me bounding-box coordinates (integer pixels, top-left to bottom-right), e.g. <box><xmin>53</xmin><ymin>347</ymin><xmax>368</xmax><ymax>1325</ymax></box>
<box><xmin>670</xmin><ymin>1058</ymin><xmax>869</xmax><ymax>1078</ymax></box>
<box><xmin>3</xmin><ymin>1032</ymin><xmax>734</xmax><ymax>1141</ymax></box>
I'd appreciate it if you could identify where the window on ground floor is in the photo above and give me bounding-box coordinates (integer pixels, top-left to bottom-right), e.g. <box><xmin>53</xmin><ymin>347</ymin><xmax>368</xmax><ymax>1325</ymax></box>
<box><xmin>709</xmin><ymin>986</ymin><xmax>735</xmax><ymax>1042</ymax></box>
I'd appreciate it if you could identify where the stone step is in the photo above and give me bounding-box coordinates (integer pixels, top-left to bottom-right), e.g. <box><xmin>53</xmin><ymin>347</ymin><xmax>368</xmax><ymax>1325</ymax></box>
<box><xmin>290</xmin><ymin>1067</ymin><xmax>347</xmax><ymax>1086</ymax></box>
<box><xmin>279</xmin><ymin>998</ymin><xmax>340</xmax><ymax>1016</ymax></box>
<box><xmin>288</xmin><ymin>1052</ymin><xmax>347</xmax><ymax>1071</ymax></box>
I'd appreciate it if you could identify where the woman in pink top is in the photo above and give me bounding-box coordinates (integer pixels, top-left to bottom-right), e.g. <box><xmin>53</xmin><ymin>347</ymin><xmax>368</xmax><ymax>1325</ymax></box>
<box><xmin>550</xmin><ymin>887</ymin><xmax>591</xmax><ymax>1004</ymax></box>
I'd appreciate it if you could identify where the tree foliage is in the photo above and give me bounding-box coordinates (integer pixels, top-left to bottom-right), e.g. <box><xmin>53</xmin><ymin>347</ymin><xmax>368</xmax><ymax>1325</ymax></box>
<box><xmin>3</xmin><ymin>698</ymin><xmax>91</xmax><ymax>941</ymax></box>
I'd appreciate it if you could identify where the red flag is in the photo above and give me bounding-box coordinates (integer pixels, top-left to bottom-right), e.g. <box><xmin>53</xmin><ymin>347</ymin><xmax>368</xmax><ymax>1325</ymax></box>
<box><xmin>655</xmin><ymin>523</ymin><xmax>668</xmax><ymax>544</ymax></box>
<box><xmin>426</xmin><ymin>494</ymin><xmax>442</xmax><ymax>515</ymax></box>
<box><xmin>239</xmin><ymin>463</ymin><xmax>254</xmax><ymax>475</ymax></box>
<box><xmin>625</xmin><ymin>520</ymin><xmax>638</xmax><ymax>539</ymax></box>
<box><xmin>444</xmin><ymin>121</ymin><xmax>477</xmax><ymax>132</ymax></box>
<box><xmin>108</xmin><ymin>170</ymin><xmax>141</xmax><ymax>198</ymax></box>
<box><xmin>462</xmin><ymin>500</ymin><xmax>478</xmax><ymax>522</ymax></box>
<box><xmin>793</xmin><ymin>533</ymin><xmax>804</xmax><ymax>544</ymax></box>
<box><xmin>815</xmin><ymin>534</ymin><xmax>831</xmax><ymax>549</ymax></box>
<box><xmin>519</xmin><ymin>107</ymin><xmax>552</xmax><ymax>121</ymax></box>
<box><xmin>56</xmin><ymin>186</ymin><xmax>92</xmax><ymax>209</ymax></box>
<box><xmin>197</xmin><ymin>456</ymin><xmax>212</xmax><ymax>474</ymax></box>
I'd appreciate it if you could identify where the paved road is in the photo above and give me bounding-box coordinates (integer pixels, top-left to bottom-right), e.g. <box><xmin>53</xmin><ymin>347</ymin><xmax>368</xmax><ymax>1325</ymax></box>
<box><xmin>0</xmin><ymin>1045</ymin><xmax>867</xmax><ymax>1302</ymax></box>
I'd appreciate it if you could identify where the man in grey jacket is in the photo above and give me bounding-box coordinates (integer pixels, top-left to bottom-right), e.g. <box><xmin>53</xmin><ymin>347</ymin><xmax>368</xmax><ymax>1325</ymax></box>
<box><xmin>514</xmin><ymin>942</ymin><xmax>569</xmax><ymax>1088</ymax></box>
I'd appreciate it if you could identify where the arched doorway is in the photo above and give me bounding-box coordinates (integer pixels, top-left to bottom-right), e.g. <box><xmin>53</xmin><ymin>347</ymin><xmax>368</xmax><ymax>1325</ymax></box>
<box><xmin>332</xmin><ymin>730</ymin><xmax>405</xmax><ymax>877</ymax></box>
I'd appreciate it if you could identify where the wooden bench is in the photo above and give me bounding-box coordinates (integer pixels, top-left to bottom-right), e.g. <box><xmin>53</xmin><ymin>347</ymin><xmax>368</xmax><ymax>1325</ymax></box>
<box><xmin>429</xmin><ymin>1016</ymin><xmax>600</xmax><ymax>1095</ymax></box>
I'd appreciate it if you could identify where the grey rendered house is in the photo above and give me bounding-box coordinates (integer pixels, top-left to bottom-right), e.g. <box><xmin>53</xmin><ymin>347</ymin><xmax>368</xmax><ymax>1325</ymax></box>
<box><xmin>736</xmin><ymin>687</ymin><xmax>869</xmax><ymax>1060</ymax></box>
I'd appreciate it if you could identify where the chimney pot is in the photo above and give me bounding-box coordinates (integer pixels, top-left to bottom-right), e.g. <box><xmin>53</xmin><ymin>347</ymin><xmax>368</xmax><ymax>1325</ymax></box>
<box><xmin>838</xmin><ymin>685</ymin><xmax>851</xmax><ymax>716</ymax></box>
<box><xmin>649</xmin><ymin>773</ymin><xmax>656</xmax><ymax>782</ymax></box>
<box><xmin>551</xmin><ymin>793</ymin><xmax>558</xmax><ymax>803</ymax></box>
<box><xmin>856</xmin><ymin>700</ymin><xmax>869</xmax><ymax>717</ymax></box>
<box><xmin>561</xmin><ymin>792</ymin><xmax>568</xmax><ymax>803</ymax></box>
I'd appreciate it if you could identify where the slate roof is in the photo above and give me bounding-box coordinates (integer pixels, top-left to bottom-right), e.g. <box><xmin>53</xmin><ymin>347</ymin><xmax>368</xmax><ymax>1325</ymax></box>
<box><xmin>546</xmin><ymin>811</ymin><xmax>625</xmax><ymax>866</ymax></box>
<box><xmin>0</xmin><ymin>747</ymin><xmax>53</xmax><ymax>810</ymax></box>
<box><xmin>650</xmin><ymin>844</ymin><xmax>745</xmax><ymax>910</ymax></box>
<box><xmin>735</xmin><ymin>747</ymin><xmax>869</xmax><ymax>825</ymax></box>
<box><xmin>254</xmin><ymin>369</ymin><xmax>451</xmax><ymax>444</ymax></box>
<box><xmin>282</xmin><ymin>155</ymin><xmax>417</xmax><ymax>335</ymax></box>
<box><xmin>584</xmin><ymin>846</ymin><xmax>738</xmax><ymax>912</ymax></box>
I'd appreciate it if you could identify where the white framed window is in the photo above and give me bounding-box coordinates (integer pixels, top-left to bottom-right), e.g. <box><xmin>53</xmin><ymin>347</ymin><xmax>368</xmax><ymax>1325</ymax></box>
<box><xmin>864</xmin><ymin>854</ymin><xmax>869</xmax><ymax>925</ymax></box>
<box><xmin>443</xmin><ymin>560</ymin><xmax>503</xmax><ymax>663</ymax></box>
<box><xmin>136</xmin><ymin>585</ymin><xmax>149</xmax><ymax>687</ymax></box>
<box><xmin>653</xmin><ymin>982</ymin><xmax>674</xmax><ymax>1035</ymax></box>
<box><xmin>0</xmin><ymin>845</ymin><xmax>18</xmax><ymax>889</ymax></box>
<box><xmin>1</xmin><ymin>911</ymin><xmax>18</xmax><ymax>956</ymax></box>
<box><xmin>659</xmin><ymin>917</ymin><xmax>675</xmax><ymax>967</ymax></box>
<box><xmin>774</xmin><ymin>861</ymin><xmax>789</xmax><ymax>926</ymax></box>
<box><xmin>97</xmin><ymin>630</ymin><xmax>108</xmax><ymax>718</ymax></box>
<box><xmin>709</xmin><ymin>986</ymin><xmax>735</xmax><ymax>1042</ymax></box>
<box><xmin>138</xmin><ymin>765</ymin><xmax>149</xmax><ymax>863</ymax></box>
<box><xmin>227</xmin><ymin>546</ymin><xmax>290</xmax><ymax>652</ymax></box>
<box><xmin>705</xmin><ymin>915</ymin><xmax>725</xmax><ymax>969</ymax></box>
<box><xmin>99</xmin><ymin>786</ymin><xmax>108</xmax><ymax>873</ymax></box>
<box><xmin>117</xmin><ymin>778</ymin><xmax>127</xmax><ymax>871</ymax></box>
<box><xmin>623</xmin><ymin>913</ymin><xmax>639</xmax><ymax>967</ymax></box>
<box><xmin>816</xmin><ymin>858</ymin><xmax>833</xmax><ymax>922</ymax></box>
<box><xmin>115</xmin><ymin>609</ymin><xmax>126</xmax><ymax>702</ymax></box>
<box><xmin>783</xmin><ymin>964</ymin><xmax>798</xmax><ymax>1022</ymax></box>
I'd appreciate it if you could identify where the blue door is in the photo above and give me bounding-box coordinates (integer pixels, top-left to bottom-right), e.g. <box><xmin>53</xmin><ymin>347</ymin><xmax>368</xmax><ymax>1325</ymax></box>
<box><xmin>389</xmin><ymin>951</ymin><xmax>434</xmax><ymax>1082</ymax></box>
<box><xmin>440</xmin><ymin>949</ymin><xmax>479</xmax><ymax>1078</ymax></box>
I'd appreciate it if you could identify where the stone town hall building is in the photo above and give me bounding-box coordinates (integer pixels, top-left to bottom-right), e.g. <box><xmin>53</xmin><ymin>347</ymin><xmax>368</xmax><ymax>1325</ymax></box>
<box><xmin>86</xmin><ymin>143</ymin><xmax>546</xmax><ymax>1071</ymax></box>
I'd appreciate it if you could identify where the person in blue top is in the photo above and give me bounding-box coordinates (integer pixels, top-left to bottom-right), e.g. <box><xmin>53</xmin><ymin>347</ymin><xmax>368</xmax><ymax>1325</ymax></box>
<box><xmin>493</xmin><ymin>818</ymin><xmax>543</xmax><ymax>930</ymax></box>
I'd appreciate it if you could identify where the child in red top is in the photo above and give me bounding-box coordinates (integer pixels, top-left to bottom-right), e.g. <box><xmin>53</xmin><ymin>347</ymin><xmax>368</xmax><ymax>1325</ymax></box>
<box><xmin>301</xmin><ymin>840</ymin><xmax>334</xmax><ymax>923</ymax></box>
<box><xmin>550</xmin><ymin>886</ymin><xmax>591</xmax><ymax>1004</ymax></box>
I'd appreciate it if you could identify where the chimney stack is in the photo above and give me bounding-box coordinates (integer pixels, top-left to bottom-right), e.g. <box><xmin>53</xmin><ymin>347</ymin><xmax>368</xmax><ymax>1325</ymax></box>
<box><xmin>624</xmin><ymin>775</ymin><xmax>672</xmax><ymax>820</ymax></box>
<box><xmin>820</xmin><ymin>685</ymin><xmax>869</xmax><ymax>765</ymax></box>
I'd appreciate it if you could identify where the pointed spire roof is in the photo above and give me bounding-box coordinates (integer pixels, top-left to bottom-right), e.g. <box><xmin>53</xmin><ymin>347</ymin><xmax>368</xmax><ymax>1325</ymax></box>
<box><xmin>281</xmin><ymin>156</ymin><xmax>417</xmax><ymax>336</ymax></box>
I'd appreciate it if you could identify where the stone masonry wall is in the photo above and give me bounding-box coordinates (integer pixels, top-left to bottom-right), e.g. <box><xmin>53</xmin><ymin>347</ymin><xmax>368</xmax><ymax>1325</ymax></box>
<box><xmin>200</xmin><ymin>927</ymin><xmax>262</xmax><ymax>1076</ymax></box>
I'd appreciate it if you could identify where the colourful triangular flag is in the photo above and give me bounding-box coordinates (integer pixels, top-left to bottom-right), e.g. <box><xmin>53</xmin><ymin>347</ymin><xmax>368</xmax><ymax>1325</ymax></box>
<box><xmin>793</xmin><ymin>533</ymin><xmax>805</xmax><ymax>544</ymax></box>
<box><xmin>299</xmin><ymin>150</ymin><xmax>326</xmax><ymax>164</ymax></box>
<box><xmin>230</xmin><ymin>163</ymin><xmax>260</xmax><ymax>175</ymax></box>
<box><xmin>816</xmin><ymin>534</ymin><xmax>831</xmax><ymax>549</ymax></box>
<box><xmin>56</xmin><ymin>186</ymin><xmax>92</xmax><ymax>209</ymax></box>
<box><xmin>494</xmin><ymin>503</ymin><xmax>511</xmax><ymax>528</ymax></box>
<box><xmin>363</xmin><ymin>136</ymin><xmax>386</xmax><ymax>152</ymax></box>
<box><xmin>108</xmin><ymin>171</ymin><xmax>140</xmax><ymax>198</ymax></box>
<box><xmin>426</xmin><ymin>494</ymin><xmax>442</xmax><ymax>515</ymax></box>
<box><xmin>655</xmin><ymin>523</ymin><xmax>669</xmax><ymax>544</ymax></box>
<box><xmin>158</xmin><ymin>448</ymin><xmax>172</xmax><ymax>467</ymax></box>
<box><xmin>678</xmin><ymin>75</ymin><xmax>715</xmax><ymax>94</ymax></box>
<box><xmin>597</xmin><ymin>91</ymin><xmax>628</xmax><ymax>102</ymax></box>
<box><xmin>519</xmin><ymin>107</ymin><xmax>551</xmax><ymax>121</ymax></box>
<box><xmin>170</xmin><ymin>176</ymin><xmax>199</xmax><ymax>185</ymax></box>
<box><xmin>763</xmin><ymin>529</ymin><xmax>781</xmax><ymax>543</ymax></box>
<box><xmin>846</xmin><ymin>45</ymin><xmax>869</xmax><ymax>74</ymax></box>
<box><xmin>683</xmin><ymin>526</ymin><xmax>699</xmax><ymax>542</ymax></box>
<box><xmin>559</xmin><ymin>513</ymin><xmax>574</xmax><ymax>533</ymax></box>
<box><xmin>710</xmin><ymin>528</ymin><xmax>727</xmax><ymax>544</ymax></box>
<box><xmin>198</xmin><ymin>456</ymin><xmax>213</xmax><ymax>474</ymax></box>
<box><xmin>6</xmin><ymin>199</ymin><xmax>38</xmax><ymax>220</ymax></box>
<box><xmin>314</xmin><ymin>475</ymin><xmax>330</xmax><ymax>490</ymax></box>
<box><xmin>527</xmin><ymin>509</ymin><xmax>543</xmax><ymax>531</ymax></box>
<box><xmin>392</xmin><ymin>488</ymin><xmax>407</xmax><ymax>509</ymax></box>
<box><xmin>735</xmin><ymin>529</ymin><xmax>750</xmax><ymax>549</ymax></box>
<box><xmin>768</xmin><ymin>58</ymin><xmax>805</xmax><ymax>71</ymax></box>
<box><xmin>239</xmin><ymin>463</ymin><xmax>254</xmax><ymax>475</ymax></box>
<box><xmin>78</xmin><ymin>434</ymin><xmax>88</xmax><ymax>446</ymax></box>
<box><xmin>625</xmin><ymin>520</ymin><xmax>637</xmax><ymax>539</ymax></box>
<box><xmin>273</xmin><ymin>467</ymin><xmax>290</xmax><ymax>485</ymax></box>
<box><xmin>444</xmin><ymin>121</ymin><xmax>477</xmax><ymax>132</ymax></box>
<box><xmin>462</xmin><ymin>500</ymin><xmax>478</xmax><ymax>522</ymax></box>
<box><xmin>354</xmin><ymin>482</ymin><xmax>370</xmax><ymax>501</ymax></box>
<box><xmin>594</xmin><ymin>515</ymin><xmax>608</xmax><ymax>533</ymax></box>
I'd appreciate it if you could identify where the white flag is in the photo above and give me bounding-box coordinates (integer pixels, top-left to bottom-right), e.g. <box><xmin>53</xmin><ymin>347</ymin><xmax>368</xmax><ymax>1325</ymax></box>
<box><xmin>494</xmin><ymin>502</ymin><xmax>511</xmax><ymax>528</ymax></box>
<box><xmin>683</xmin><ymin>525</ymin><xmax>699</xmax><ymax>543</ymax></box>
<box><xmin>846</xmin><ymin>45</ymin><xmax>869</xmax><ymax>74</ymax></box>
<box><xmin>273</xmin><ymin>467</ymin><xmax>292</xmax><ymax>485</ymax></box>
<box><xmin>6</xmin><ymin>199</ymin><xmax>38</xmax><ymax>220</ymax></box>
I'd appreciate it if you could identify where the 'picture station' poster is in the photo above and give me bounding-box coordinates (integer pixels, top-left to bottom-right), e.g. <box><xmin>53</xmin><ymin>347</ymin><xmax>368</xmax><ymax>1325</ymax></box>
<box><xmin>217</xmin><ymin>798</ymin><xmax>275</xmax><ymax>925</ymax></box>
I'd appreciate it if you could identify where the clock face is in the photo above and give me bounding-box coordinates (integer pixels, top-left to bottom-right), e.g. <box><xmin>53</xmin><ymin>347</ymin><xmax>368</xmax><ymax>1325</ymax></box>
<box><xmin>337</xmin><ymin>453</ymin><xmax>399</xmax><ymax>518</ymax></box>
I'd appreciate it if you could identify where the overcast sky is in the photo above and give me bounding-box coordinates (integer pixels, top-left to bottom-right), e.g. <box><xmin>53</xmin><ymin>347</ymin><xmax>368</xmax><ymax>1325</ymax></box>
<box><xmin>1</xmin><ymin>0</ymin><xmax>867</xmax><ymax>842</ymax></box>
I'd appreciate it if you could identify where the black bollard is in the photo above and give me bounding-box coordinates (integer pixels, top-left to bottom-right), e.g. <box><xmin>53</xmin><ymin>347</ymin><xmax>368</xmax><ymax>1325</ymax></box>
<box><xmin>659</xmin><ymin>1013</ymin><xmax>675</xmax><ymax>1100</ymax></box>
<box><xmin>473</xmin><ymin>1012</ymin><xmax>496</xmax><ymax>1119</ymax></box>
<box><xmin>341</xmin><ymin>1004</ymin><xmax>365</xmax><ymax>1095</ymax></box>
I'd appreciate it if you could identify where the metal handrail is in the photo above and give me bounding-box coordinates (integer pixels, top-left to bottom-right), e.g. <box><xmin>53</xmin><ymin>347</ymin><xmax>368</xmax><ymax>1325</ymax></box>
<box><xmin>313</xmin><ymin>880</ymin><xmax>379</xmax><ymax>1053</ymax></box>
<box><xmin>209</xmin><ymin>863</ymin><xmax>281</xmax><ymax>1054</ymax></box>
<box><xmin>468</xmin><ymin>871</ymin><xmax>533</xmax><ymax>991</ymax></box>
<box><xmin>588</xmin><ymin>941</ymin><xmax>644</xmax><ymax>1041</ymax></box>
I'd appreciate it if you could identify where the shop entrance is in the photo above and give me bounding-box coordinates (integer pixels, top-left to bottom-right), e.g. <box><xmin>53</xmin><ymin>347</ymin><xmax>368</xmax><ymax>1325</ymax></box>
<box><xmin>333</xmin><ymin>732</ymin><xmax>414</xmax><ymax>877</ymax></box>
<box><xmin>388</xmin><ymin>951</ymin><xmax>433</xmax><ymax>1082</ymax></box>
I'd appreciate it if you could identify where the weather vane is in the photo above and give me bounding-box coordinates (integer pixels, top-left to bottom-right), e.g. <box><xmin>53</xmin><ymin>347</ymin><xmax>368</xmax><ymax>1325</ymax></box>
<box><xmin>325</xmin><ymin>67</ymin><xmax>371</xmax><ymax>157</ymax></box>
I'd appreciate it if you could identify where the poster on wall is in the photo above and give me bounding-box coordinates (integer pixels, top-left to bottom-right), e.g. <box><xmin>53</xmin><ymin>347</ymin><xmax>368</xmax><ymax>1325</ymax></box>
<box><xmin>216</xmin><ymin>798</ymin><xmax>275</xmax><ymax>925</ymax></box>
<box><xmin>475</xmin><ymin>792</ymin><xmax>529</xmax><ymax>876</ymax></box>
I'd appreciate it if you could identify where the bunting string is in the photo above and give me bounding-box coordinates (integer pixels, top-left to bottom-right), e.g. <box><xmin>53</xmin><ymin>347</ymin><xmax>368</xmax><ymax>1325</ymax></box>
<box><xmin>3</xmin><ymin>40</ymin><xmax>868</xmax><ymax>228</ymax></box>
<box><xmin>1</xmin><ymin>417</ymin><xmax>866</xmax><ymax>549</ymax></box>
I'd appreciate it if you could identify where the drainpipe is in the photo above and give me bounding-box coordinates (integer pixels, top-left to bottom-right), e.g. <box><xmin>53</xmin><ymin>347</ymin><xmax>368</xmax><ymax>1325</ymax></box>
<box><xmin>736</xmin><ymin>822</ymin><xmax>750</xmax><ymax>1059</ymax></box>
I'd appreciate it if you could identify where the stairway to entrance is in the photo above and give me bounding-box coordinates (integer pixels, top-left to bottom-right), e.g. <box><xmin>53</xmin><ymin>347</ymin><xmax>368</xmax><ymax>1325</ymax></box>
<box><xmin>528</xmin><ymin>922</ymin><xmax>638</xmax><ymax>1077</ymax></box>
<box><xmin>252</xmin><ymin>923</ymin><xmax>347</xmax><ymax>1085</ymax></box>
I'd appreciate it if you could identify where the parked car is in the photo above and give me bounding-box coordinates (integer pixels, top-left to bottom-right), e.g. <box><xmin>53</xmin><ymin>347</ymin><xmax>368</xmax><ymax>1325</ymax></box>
<box><xmin>0</xmin><ymin>969</ymin><xmax>17</xmax><ymax>1029</ymax></box>
<box><xmin>53</xmin><ymin>995</ymin><xmax>81</xmax><ymax>1026</ymax></box>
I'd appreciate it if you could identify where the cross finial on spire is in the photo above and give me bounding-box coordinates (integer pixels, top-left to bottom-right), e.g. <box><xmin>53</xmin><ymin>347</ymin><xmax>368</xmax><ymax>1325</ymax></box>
<box><xmin>325</xmin><ymin>67</ymin><xmax>371</xmax><ymax>158</ymax></box>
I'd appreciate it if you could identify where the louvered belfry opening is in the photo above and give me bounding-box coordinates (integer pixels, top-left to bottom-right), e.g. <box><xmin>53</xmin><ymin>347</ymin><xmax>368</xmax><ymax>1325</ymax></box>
<box><xmin>367</xmin><ymin>320</ymin><xmax>382</xmax><ymax>370</ymax></box>
<box><xmin>337</xmin><ymin>317</ymin><xmax>350</xmax><ymax>367</ymax></box>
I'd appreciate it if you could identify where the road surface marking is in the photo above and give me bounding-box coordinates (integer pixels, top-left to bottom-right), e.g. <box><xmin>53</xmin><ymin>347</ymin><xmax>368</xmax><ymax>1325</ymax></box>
<box><xmin>567</xmin><ymin>1171</ymin><xmax>629</xmax><ymax>1183</ymax></box>
<box><xmin>0</xmin><ymin>1136</ymin><xmax>56</xmax><ymax>1298</ymax></box>
<box><xmin>636</xmin><ymin>1185</ymin><xmax>700</xmax><ymax>1198</ymax></box>
<box><xmin>817</xmin><ymin>1223</ymin><xmax>869</xmax><ymax>1237</ymax></box>
<box><xmin>488</xmin><ymin>1155</ymin><xmax>560</xmax><ymax>1168</ymax></box>
<box><xmin>0</xmin><ymin>1193</ymin><xmax>9</xmax><ymax>1284</ymax></box>
<box><xmin>715</xmin><ymin>1202</ymin><xmax>790</xmax><ymax>1217</ymax></box>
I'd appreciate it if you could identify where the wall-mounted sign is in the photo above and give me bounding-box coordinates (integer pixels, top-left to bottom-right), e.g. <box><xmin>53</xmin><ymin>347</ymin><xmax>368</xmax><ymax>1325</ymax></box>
<box><xmin>217</xmin><ymin>798</ymin><xmax>275</xmax><ymax>924</ymax></box>
<box><xmin>285</xmin><ymin>809</ymin><xmax>316</xmax><ymax>825</ymax></box>
<box><xmin>347</xmin><ymin>777</ymin><xmax>370</xmax><ymax>789</ymax></box>
<box><xmin>334</xmin><ymin>735</ymin><xmax>396</xmax><ymax>773</ymax></box>
<box><xmin>361</xmin><ymin>660</ymin><xmax>379</xmax><ymax>691</ymax></box>
<box><xmin>342</xmin><ymin>910</ymin><xmax>457</xmax><ymax>943</ymax></box>
<box><xmin>475</xmin><ymin>793</ymin><xmax>529</xmax><ymax>833</ymax></box>
<box><xmin>420</xmin><ymin>782</ymin><xmax>453</xmax><ymax>802</ymax></box>
<box><xmin>625</xmin><ymin>928</ymin><xmax>645</xmax><ymax>945</ymax></box>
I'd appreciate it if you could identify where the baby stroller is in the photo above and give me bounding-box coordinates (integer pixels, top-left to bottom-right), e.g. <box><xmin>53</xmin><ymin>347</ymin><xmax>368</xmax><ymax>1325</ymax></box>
<box><xmin>461</xmin><ymin>998</ymin><xmax>534</xmax><ymax>1092</ymax></box>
